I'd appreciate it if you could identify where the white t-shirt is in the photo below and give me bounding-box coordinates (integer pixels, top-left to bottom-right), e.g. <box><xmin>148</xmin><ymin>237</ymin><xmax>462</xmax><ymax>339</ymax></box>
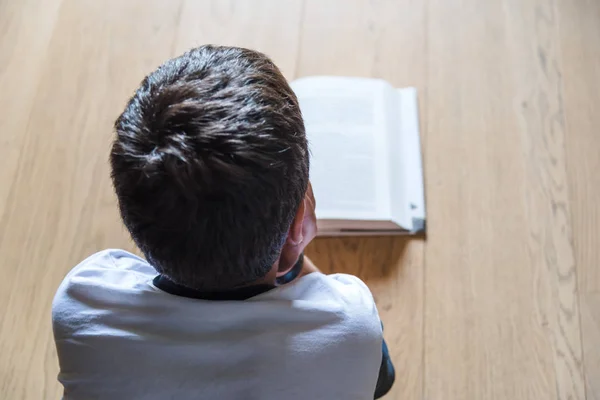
<box><xmin>52</xmin><ymin>250</ymin><xmax>383</xmax><ymax>400</ymax></box>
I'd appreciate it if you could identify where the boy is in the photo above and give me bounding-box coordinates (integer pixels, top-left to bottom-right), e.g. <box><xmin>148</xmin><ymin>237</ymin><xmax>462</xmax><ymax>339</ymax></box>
<box><xmin>52</xmin><ymin>45</ymin><xmax>395</xmax><ymax>399</ymax></box>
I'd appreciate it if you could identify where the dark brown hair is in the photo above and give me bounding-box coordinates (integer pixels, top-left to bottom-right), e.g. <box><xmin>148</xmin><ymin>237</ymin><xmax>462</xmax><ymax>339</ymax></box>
<box><xmin>111</xmin><ymin>45</ymin><xmax>308</xmax><ymax>290</ymax></box>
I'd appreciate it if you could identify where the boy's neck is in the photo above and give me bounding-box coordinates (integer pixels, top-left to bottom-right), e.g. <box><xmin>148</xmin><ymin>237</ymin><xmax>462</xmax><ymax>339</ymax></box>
<box><xmin>153</xmin><ymin>275</ymin><xmax>274</xmax><ymax>301</ymax></box>
<box><xmin>153</xmin><ymin>254</ymin><xmax>304</xmax><ymax>301</ymax></box>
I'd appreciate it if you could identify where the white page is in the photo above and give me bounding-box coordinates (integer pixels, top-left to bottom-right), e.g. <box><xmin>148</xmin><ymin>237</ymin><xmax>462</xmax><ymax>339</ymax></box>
<box><xmin>397</xmin><ymin>87</ymin><xmax>426</xmax><ymax>231</ymax></box>
<box><xmin>384</xmin><ymin>87</ymin><xmax>425</xmax><ymax>231</ymax></box>
<box><xmin>291</xmin><ymin>76</ymin><xmax>393</xmax><ymax>221</ymax></box>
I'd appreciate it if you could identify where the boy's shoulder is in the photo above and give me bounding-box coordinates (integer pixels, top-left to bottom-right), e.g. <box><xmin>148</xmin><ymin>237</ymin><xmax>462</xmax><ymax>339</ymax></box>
<box><xmin>259</xmin><ymin>271</ymin><xmax>381</xmax><ymax>331</ymax></box>
<box><xmin>270</xmin><ymin>271</ymin><xmax>376</xmax><ymax>304</ymax></box>
<box><xmin>52</xmin><ymin>250</ymin><xmax>155</xmax><ymax>322</ymax></box>
<box><xmin>295</xmin><ymin>272</ymin><xmax>377</xmax><ymax>307</ymax></box>
<box><xmin>54</xmin><ymin>249</ymin><xmax>153</xmax><ymax>294</ymax></box>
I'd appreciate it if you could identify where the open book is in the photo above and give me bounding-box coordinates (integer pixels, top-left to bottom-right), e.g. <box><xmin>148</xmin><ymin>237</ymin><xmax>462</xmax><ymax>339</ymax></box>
<box><xmin>290</xmin><ymin>76</ymin><xmax>426</xmax><ymax>236</ymax></box>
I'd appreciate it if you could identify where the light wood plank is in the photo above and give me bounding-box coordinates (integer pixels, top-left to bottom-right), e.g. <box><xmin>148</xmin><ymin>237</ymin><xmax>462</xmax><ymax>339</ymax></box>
<box><xmin>174</xmin><ymin>0</ymin><xmax>303</xmax><ymax>80</ymax></box>
<box><xmin>0</xmin><ymin>0</ymin><xmax>64</xmax><ymax>314</ymax></box>
<box><xmin>0</xmin><ymin>0</ymin><xmax>64</xmax><ymax>396</ymax></box>
<box><xmin>557</xmin><ymin>0</ymin><xmax>600</xmax><ymax>398</ymax></box>
<box><xmin>424</xmin><ymin>0</ymin><xmax>584</xmax><ymax>398</ymax></box>
<box><xmin>300</xmin><ymin>1</ymin><xmax>427</xmax><ymax>398</ymax></box>
<box><xmin>557</xmin><ymin>0</ymin><xmax>600</xmax><ymax>295</ymax></box>
<box><xmin>504</xmin><ymin>0</ymin><xmax>585</xmax><ymax>397</ymax></box>
<box><xmin>0</xmin><ymin>1</ymin><xmax>182</xmax><ymax>397</ymax></box>
<box><xmin>0</xmin><ymin>0</ymin><xmax>63</xmax><ymax>214</ymax></box>
<box><xmin>504</xmin><ymin>1</ymin><xmax>585</xmax><ymax>398</ymax></box>
<box><xmin>580</xmin><ymin>294</ymin><xmax>600</xmax><ymax>399</ymax></box>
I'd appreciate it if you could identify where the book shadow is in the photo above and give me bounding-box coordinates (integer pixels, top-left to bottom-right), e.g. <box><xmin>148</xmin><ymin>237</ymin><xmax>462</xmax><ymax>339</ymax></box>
<box><xmin>306</xmin><ymin>235</ymin><xmax>422</xmax><ymax>282</ymax></box>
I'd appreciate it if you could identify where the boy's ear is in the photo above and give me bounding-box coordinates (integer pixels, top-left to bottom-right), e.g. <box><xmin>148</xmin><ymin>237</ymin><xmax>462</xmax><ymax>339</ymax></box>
<box><xmin>276</xmin><ymin>200</ymin><xmax>306</xmax><ymax>277</ymax></box>
<box><xmin>287</xmin><ymin>199</ymin><xmax>305</xmax><ymax>247</ymax></box>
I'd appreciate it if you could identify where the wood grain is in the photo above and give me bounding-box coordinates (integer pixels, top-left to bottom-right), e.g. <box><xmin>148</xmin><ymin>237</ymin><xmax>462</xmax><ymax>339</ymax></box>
<box><xmin>300</xmin><ymin>1</ymin><xmax>427</xmax><ymax>398</ymax></box>
<box><xmin>0</xmin><ymin>0</ymin><xmax>63</xmax><ymax>214</ymax></box>
<box><xmin>505</xmin><ymin>1</ymin><xmax>585</xmax><ymax>398</ymax></box>
<box><xmin>425</xmin><ymin>0</ymin><xmax>583</xmax><ymax>398</ymax></box>
<box><xmin>580</xmin><ymin>294</ymin><xmax>600</xmax><ymax>399</ymax></box>
<box><xmin>557</xmin><ymin>0</ymin><xmax>600</xmax><ymax>397</ymax></box>
<box><xmin>0</xmin><ymin>0</ymin><xmax>64</xmax><ymax>336</ymax></box>
<box><xmin>557</xmin><ymin>0</ymin><xmax>600</xmax><ymax>295</ymax></box>
<box><xmin>174</xmin><ymin>0</ymin><xmax>303</xmax><ymax>80</ymax></box>
<box><xmin>424</xmin><ymin>1</ymin><xmax>546</xmax><ymax>396</ymax></box>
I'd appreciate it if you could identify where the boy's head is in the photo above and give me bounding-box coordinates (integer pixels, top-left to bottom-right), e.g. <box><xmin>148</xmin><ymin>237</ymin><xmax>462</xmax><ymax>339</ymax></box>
<box><xmin>111</xmin><ymin>45</ymin><xmax>309</xmax><ymax>291</ymax></box>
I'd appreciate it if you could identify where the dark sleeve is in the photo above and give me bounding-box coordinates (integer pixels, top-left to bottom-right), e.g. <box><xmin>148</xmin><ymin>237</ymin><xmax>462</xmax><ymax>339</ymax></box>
<box><xmin>374</xmin><ymin>337</ymin><xmax>395</xmax><ymax>398</ymax></box>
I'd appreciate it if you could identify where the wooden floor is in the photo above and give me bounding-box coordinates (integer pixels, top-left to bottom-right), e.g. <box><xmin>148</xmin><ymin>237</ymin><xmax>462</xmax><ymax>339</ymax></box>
<box><xmin>1</xmin><ymin>0</ymin><xmax>599</xmax><ymax>398</ymax></box>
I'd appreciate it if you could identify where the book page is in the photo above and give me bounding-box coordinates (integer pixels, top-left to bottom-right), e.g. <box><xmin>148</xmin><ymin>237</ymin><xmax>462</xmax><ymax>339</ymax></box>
<box><xmin>384</xmin><ymin>86</ymin><xmax>425</xmax><ymax>231</ymax></box>
<box><xmin>291</xmin><ymin>77</ymin><xmax>393</xmax><ymax>221</ymax></box>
